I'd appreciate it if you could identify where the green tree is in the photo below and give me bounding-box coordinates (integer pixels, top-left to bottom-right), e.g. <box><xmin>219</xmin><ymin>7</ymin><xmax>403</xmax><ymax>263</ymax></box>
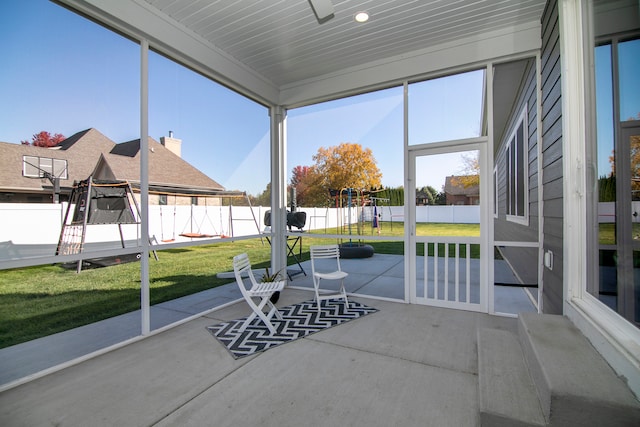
<box><xmin>375</xmin><ymin>186</ymin><xmax>404</xmax><ymax>206</ymax></box>
<box><xmin>249</xmin><ymin>182</ymin><xmax>271</xmax><ymax>206</ymax></box>
<box><xmin>598</xmin><ymin>175</ymin><xmax>616</xmax><ymax>202</ymax></box>
<box><xmin>417</xmin><ymin>186</ymin><xmax>437</xmax><ymax>205</ymax></box>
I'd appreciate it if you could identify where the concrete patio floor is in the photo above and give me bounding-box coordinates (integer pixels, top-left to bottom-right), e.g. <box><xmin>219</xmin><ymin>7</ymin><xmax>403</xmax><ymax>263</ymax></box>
<box><xmin>0</xmin><ymin>254</ymin><xmax>536</xmax><ymax>388</ymax></box>
<box><xmin>0</xmin><ymin>287</ymin><xmax>519</xmax><ymax>426</ymax></box>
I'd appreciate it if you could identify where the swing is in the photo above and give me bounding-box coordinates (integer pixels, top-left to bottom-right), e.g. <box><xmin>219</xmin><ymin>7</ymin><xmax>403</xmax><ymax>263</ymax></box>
<box><xmin>180</xmin><ymin>197</ymin><xmax>218</xmax><ymax>238</ymax></box>
<box><xmin>160</xmin><ymin>195</ymin><xmax>177</xmax><ymax>242</ymax></box>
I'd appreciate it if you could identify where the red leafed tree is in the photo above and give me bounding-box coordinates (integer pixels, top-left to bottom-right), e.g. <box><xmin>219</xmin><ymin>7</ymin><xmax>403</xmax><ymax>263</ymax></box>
<box><xmin>21</xmin><ymin>131</ymin><xmax>66</xmax><ymax>147</ymax></box>
<box><xmin>290</xmin><ymin>165</ymin><xmax>318</xmax><ymax>207</ymax></box>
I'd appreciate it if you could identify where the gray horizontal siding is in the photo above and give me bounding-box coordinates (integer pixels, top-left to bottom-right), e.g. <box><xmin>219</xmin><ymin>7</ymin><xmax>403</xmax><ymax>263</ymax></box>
<box><xmin>540</xmin><ymin>0</ymin><xmax>563</xmax><ymax>315</ymax></box>
<box><xmin>493</xmin><ymin>55</ymin><xmax>541</xmax><ymax>298</ymax></box>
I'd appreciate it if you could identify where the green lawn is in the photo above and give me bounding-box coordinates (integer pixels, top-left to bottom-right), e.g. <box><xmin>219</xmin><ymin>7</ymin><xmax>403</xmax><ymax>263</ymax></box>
<box><xmin>598</xmin><ymin>223</ymin><xmax>640</xmax><ymax>245</ymax></box>
<box><xmin>0</xmin><ymin>222</ymin><xmax>479</xmax><ymax>348</ymax></box>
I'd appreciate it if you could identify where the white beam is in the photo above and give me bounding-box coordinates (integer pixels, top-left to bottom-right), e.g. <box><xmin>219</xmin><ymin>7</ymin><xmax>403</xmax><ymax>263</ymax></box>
<box><xmin>57</xmin><ymin>0</ymin><xmax>279</xmax><ymax>106</ymax></box>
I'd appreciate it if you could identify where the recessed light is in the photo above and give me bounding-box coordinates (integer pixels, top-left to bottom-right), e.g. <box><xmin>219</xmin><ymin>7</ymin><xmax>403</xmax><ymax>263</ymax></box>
<box><xmin>354</xmin><ymin>11</ymin><xmax>369</xmax><ymax>23</ymax></box>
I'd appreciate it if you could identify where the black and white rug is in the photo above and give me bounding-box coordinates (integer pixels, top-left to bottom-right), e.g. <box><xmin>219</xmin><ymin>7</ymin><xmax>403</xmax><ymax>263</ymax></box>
<box><xmin>206</xmin><ymin>299</ymin><xmax>378</xmax><ymax>359</ymax></box>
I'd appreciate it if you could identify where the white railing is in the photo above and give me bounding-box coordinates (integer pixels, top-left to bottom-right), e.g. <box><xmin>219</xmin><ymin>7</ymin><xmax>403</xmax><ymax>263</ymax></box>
<box><xmin>415</xmin><ymin>236</ymin><xmax>481</xmax><ymax>309</ymax></box>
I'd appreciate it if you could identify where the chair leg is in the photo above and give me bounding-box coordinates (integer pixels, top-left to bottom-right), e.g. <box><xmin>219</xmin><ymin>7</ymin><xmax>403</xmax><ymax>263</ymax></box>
<box><xmin>238</xmin><ymin>295</ymin><xmax>279</xmax><ymax>335</ymax></box>
<box><xmin>266</xmin><ymin>301</ymin><xmax>283</xmax><ymax>320</ymax></box>
<box><xmin>313</xmin><ymin>277</ymin><xmax>322</xmax><ymax>313</ymax></box>
<box><xmin>238</xmin><ymin>312</ymin><xmax>257</xmax><ymax>333</ymax></box>
<box><xmin>341</xmin><ymin>279</ymin><xmax>349</xmax><ymax>310</ymax></box>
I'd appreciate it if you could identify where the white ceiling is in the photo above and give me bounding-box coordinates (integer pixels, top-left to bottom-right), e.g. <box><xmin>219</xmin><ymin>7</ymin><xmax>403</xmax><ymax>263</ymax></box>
<box><xmin>62</xmin><ymin>0</ymin><xmax>545</xmax><ymax>114</ymax></box>
<box><xmin>140</xmin><ymin>0</ymin><xmax>546</xmax><ymax>90</ymax></box>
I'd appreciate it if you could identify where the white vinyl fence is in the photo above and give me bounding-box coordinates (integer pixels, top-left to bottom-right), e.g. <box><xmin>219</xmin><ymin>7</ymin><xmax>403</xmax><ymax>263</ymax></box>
<box><xmin>0</xmin><ymin>203</ymin><xmax>480</xmax><ymax>260</ymax></box>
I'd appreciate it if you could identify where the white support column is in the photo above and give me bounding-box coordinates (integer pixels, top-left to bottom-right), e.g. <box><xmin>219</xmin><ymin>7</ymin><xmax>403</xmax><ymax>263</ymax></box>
<box><xmin>403</xmin><ymin>82</ymin><xmax>413</xmax><ymax>304</ymax></box>
<box><xmin>485</xmin><ymin>63</ymin><xmax>495</xmax><ymax>314</ymax></box>
<box><xmin>558</xmin><ymin>0</ymin><xmax>587</xmax><ymax>306</ymax></box>
<box><xmin>140</xmin><ymin>39</ymin><xmax>150</xmax><ymax>335</ymax></box>
<box><xmin>270</xmin><ymin>106</ymin><xmax>287</xmax><ymax>277</ymax></box>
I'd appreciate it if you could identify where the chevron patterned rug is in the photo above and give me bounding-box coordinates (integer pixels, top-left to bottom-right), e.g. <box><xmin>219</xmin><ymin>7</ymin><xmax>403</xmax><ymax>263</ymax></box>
<box><xmin>206</xmin><ymin>299</ymin><xmax>378</xmax><ymax>359</ymax></box>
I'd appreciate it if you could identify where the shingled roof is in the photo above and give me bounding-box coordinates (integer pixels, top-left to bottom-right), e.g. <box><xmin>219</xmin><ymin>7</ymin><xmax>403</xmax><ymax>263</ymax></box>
<box><xmin>443</xmin><ymin>175</ymin><xmax>480</xmax><ymax>196</ymax></box>
<box><xmin>0</xmin><ymin>128</ymin><xmax>233</xmax><ymax>200</ymax></box>
<box><xmin>93</xmin><ymin>137</ymin><xmax>230</xmax><ymax>195</ymax></box>
<box><xmin>0</xmin><ymin>128</ymin><xmax>113</xmax><ymax>197</ymax></box>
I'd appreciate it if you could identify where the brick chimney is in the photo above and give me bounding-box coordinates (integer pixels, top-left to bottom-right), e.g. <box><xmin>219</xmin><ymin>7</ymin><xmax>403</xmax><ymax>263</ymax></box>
<box><xmin>160</xmin><ymin>131</ymin><xmax>182</xmax><ymax>158</ymax></box>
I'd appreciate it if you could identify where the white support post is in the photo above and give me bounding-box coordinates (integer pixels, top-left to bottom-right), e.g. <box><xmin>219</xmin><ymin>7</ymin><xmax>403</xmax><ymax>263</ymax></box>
<box><xmin>485</xmin><ymin>62</ymin><xmax>495</xmax><ymax>314</ymax></box>
<box><xmin>270</xmin><ymin>106</ymin><xmax>287</xmax><ymax>277</ymax></box>
<box><xmin>140</xmin><ymin>39</ymin><xmax>150</xmax><ymax>335</ymax></box>
<box><xmin>403</xmin><ymin>81</ymin><xmax>413</xmax><ymax>304</ymax></box>
<box><xmin>558</xmin><ymin>0</ymin><xmax>587</xmax><ymax>306</ymax></box>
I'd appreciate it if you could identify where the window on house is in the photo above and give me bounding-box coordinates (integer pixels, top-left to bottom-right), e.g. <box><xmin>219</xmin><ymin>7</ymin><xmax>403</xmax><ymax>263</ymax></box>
<box><xmin>23</xmin><ymin>156</ymin><xmax>68</xmax><ymax>179</ymax></box>
<box><xmin>589</xmin><ymin>33</ymin><xmax>640</xmax><ymax>327</ymax></box>
<box><xmin>506</xmin><ymin>109</ymin><xmax>528</xmax><ymax>224</ymax></box>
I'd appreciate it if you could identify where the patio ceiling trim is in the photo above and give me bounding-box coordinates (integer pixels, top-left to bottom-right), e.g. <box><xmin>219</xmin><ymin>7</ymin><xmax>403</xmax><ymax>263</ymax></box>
<box><xmin>56</xmin><ymin>0</ymin><xmax>280</xmax><ymax>107</ymax></box>
<box><xmin>278</xmin><ymin>21</ymin><xmax>542</xmax><ymax>109</ymax></box>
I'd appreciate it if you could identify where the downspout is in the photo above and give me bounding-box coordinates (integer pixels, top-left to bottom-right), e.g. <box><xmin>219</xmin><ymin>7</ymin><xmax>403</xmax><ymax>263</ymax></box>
<box><xmin>270</xmin><ymin>106</ymin><xmax>287</xmax><ymax>278</ymax></box>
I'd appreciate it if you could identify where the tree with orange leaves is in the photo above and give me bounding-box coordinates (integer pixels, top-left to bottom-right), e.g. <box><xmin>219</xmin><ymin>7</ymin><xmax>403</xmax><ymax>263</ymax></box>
<box><xmin>313</xmin><ymin>142</ymin><xmax>381</xmax><ymax>193</ymax></box>
<box><xmin>290</xmin><ymin>143</ymin><xmax>382</xmax><ymax>207</ymax></box>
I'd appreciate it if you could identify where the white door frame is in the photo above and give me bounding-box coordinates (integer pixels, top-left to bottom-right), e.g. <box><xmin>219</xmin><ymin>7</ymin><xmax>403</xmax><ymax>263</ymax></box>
<box><xmin>407</xmin><ymin>138</ymin><xmax>490</xmax><ymax>313</ymax></box>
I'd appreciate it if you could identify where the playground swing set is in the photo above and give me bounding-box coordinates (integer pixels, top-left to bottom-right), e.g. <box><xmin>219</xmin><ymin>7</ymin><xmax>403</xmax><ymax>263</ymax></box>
<box><xmin>156</xmin><ymin>192</ymin><xmax>261</xmax><ymax>241</ymax></box>
<box><xmin>178</xmin><ymin>199</ymin><xmax>218</xmax><ymax>239</ymax></box>
<box><xmin>57</xmin><ymin>177</ymin><xmax>261</xmax><ymax>271</ymax></box>
<box><xmin>57</xmin><ymin>177</ymin><xmax>156</xmax><ymax>272</ymax></box>
<box><xmin>330</xmin><ymin>188</ymin><xmax>390</xmax><ymax>258</ymax></box>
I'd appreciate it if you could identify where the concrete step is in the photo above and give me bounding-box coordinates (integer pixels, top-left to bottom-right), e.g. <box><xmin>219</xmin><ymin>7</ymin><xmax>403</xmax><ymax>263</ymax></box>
<box><xmin>518</xmin><ymin>313</ymin><xmax>640</xmax><ymax>427</ymax></box>
<box><xmin>478</xmin><ymin>328</ymin><xmax>546</xmax><ymax>427</ymax></box>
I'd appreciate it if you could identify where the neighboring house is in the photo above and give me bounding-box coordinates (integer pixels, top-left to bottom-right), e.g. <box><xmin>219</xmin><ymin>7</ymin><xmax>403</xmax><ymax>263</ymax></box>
<box><xmin>0</xmin><ymin>129</ymin><xmax>113</xmax><ymax>203</ymax></box>
<box><xmin>443</xmin><ymin>176</ymin><xmax>479</xmax><ymax>205</ymax></box>
<box><xmin>0</xmin><ymin>128</ymin><xmax>234</xmax><ymax>205</ymax></box>
<box><xmin>415</xmin><ymin>190</ymin><xmax>431</xmax><ymax>206</ymax></box>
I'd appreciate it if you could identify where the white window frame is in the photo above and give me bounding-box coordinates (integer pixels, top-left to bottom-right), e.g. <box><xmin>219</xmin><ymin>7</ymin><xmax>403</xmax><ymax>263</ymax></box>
<box><xmin>560</xmin><ymin>0</ymin><xmax>640</xmax><ymax>398</ymax></box>
<box><xmin>505</xmin><ymin>108</ymin><xmax>529</xmax><ymax>225</ymax></box>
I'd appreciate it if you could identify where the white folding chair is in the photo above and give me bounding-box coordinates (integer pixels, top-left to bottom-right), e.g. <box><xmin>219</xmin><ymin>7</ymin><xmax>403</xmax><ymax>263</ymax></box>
<box><xmin>310</xmin><ymin>244</ymin><xmax>349</xmax><ymax>313</ymax></box>
<box><xmin>233</xmin><ymin>253</ymin><xmax>285</xmax><ymax>335</ymax></box>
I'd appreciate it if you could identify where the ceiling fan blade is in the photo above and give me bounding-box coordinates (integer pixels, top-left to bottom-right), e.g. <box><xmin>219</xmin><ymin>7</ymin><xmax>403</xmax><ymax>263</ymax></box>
<box><xmin>308</xmin><ymin>0</ymin><xmax>334</xmax><ymax>23</ymax></box>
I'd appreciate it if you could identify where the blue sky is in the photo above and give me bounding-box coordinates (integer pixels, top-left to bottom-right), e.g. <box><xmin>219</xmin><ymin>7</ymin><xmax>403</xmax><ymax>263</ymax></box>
<box><xmin>595</xmin><ymin>40</ymin><xmax>640</xmax><ymax>176</ymax></box>
<box><xmin>0</xmin><ymin>0</ymin><xmax>484</xmax><ymax>196</ymax></box>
